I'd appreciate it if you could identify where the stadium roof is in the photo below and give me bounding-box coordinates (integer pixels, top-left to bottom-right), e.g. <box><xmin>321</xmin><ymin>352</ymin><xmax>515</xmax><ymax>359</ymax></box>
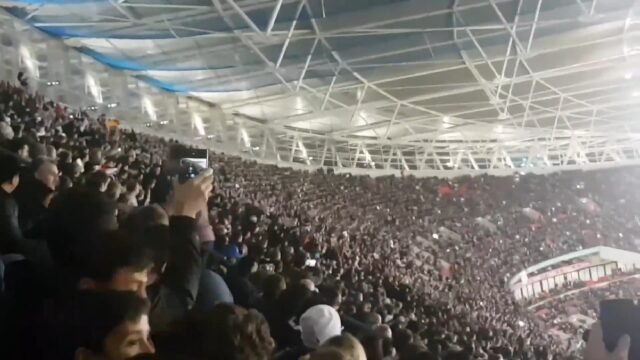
<box><xmin>2</xmin><ymin>0</ymin><xmax>640</xmax><ymax>175</ymax></box>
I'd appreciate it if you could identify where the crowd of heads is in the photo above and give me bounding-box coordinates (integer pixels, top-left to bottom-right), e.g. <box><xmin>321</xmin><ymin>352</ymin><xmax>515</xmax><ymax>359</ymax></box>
<box><xmin>531</xmin><ymin>276</ymin><xmax>640</xmax><ymax>352</ymax></box>
<box><xmin>1</xmin><ymin>77</ymin><xmax>640</xmax><ymax>360</ymax></box>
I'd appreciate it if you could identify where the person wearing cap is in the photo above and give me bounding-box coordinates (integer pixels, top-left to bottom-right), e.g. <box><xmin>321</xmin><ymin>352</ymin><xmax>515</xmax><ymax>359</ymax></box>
<box><xmin>275</xmin><ymin>305</ymin><xmax>342</xmax><ymax>360</ymax></box>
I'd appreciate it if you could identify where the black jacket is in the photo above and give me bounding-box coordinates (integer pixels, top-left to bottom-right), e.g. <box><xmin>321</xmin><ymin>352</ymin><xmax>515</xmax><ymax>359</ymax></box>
<box><xmin>148</xmin><ymin>216</ymin><xmax>204</xmax><ymax>331</ymax></box>
<box><xmin>0</xmin><ymin>188</ymin><xmax>50</xmax><ymax>264</ymax></box>
<box><xmin>13</xmin><ymin>176</ymin><xmax>53</xmax><ymax>235</ymax></box>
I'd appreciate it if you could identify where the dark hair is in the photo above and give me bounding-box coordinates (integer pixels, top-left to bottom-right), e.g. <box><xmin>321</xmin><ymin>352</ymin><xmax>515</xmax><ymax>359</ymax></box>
<box><xmin>393</xmin><ymin>328</ymin><xmax>415</xmax><ymax>356</ymax></box>
<box><xmin>63</xmin><ymin>290</ymin><xmax>150</xmax><ymax>357</ymax></box>
<box><xmin>0</xmin><ymin>150</ymin><xmax>21</xmax><ymax>184</ymax></box>
<box><xmin>58</xmin><ymin>175</ymin><xmax>73</xmax><ymax>191</ymax></box>
<box><xmin>85</xmin><ymin>170</ymin><xmax>110</xmax><ymax>191</ymax></box>
<box><xmin>126</xmin><ymin>179</ymin><xmax>139</xmax><ymax>193</ymax></box>
<box><xmin>320</xmin><ymin>285</ymin><xmax>342</xmax><ymax>309</ymax></box>
<box><xmin>58</xmin><ymin>149</ymin><xmax>72</xmax><ymax>163</ymax></box>
<box><xmin>80</xmin><ymin>230</ymin><xmax>153</xmax><ymax>283</ymax></box>
<box><xmin>278</xmin><ymin>283</ymin><xmax>313</xmax><ymax>321</ymax></box>
<box><xmin>191</xmin><ymin>303</ymin><xmax>275</xmax><ymax>360</ymax></box>
<box><xmin>399</xmin><ymin>343</ymin><xmax>429</xmax><ymax>360</ymax></box>
<box><xmin>122</xmin><ymin>205</ymin><xmax>169</xmax><ymax>233</ymax></box>
<box><xmin>6</xmin><ymin>137</ymin><xmax>29</xmax><ymax>155</ymax></box>
<box><xmin>360</xmin><ymin>334</ymin><xmax>384</xmax><ymax>360</ymax></box>
<box><xmin>47</xmin><ymin>188</ymin><xmax>118</xmax><ymax>272</ymax></box>
<box><xmin>236</xmin><ymin>256</ymin><xmax>257</xmax><ymax>278</ymax></box>
<box><xmin>30</xmin><ymin>156</ymin><xmax>54</xmax><ymax>174</ymax></box>
<box><xmin>262</xmin><ymin>274</ymin><xmax>285</xmax><ymax>302</ymax></box>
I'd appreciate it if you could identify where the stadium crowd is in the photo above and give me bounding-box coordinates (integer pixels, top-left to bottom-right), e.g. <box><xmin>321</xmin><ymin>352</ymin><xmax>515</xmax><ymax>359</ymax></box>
<box><xmin>0</xmin><ymin>77</ymin><xmax>639</xmax><ymax>360</ymax></box>
<box><xmin>529</xmin><ymin>276</ymin><xmax>640</xmax><ymax>354</ymax></box>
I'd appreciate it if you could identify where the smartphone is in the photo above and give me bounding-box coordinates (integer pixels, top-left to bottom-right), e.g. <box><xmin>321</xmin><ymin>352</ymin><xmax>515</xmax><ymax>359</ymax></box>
<box><xmin>260</xmin><ymin>263</ymin><xmax>275</xmax><ymax>272</ymax></box>
<box><xmin>177</xmin><ymin>148</ymin><xmax>208</xmax><ymax>183</ymax></box>
<box><xmin>600</xmin><ymin>299</ymin><xmax>640</xmax><ymax>359</ymax></box>
<box><xmin>305</xmin><ymin>259</ymin><xmax>317</xmax><ymax>267</ymax></box>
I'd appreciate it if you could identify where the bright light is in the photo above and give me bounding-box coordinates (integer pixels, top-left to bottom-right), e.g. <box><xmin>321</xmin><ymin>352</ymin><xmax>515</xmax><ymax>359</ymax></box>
<box><xmin>495</xmin><ymin>125</ymin><xmax>504</xmax><ymax>133</ymax></box>
<box><xmin>206</xmin><ymin>134</ymin><xmax>214</xmax><ymax>139</ymax></box>
<box><xmin>297</xmin><ymin>140</ymin><xmax>310</xmax><ymax>165</ymax></box>
<box><xmin>625</xmin><ymin>72</ymin><xmax>633</xmax><ymax>80</ymax></box>
<box><xmin>362</xmin><ymin>146</ymin><xmax>373</xmax><ymax>164</ymax></box>
<box><xmin>442</xmin><ymin>116</ymin><xmax>454</xmax><ymax>129</ymax></box>
<box><xmin>142</xmin><ymin>97</ymin><xmax>157</xmax><ymax>121</ymax></box>
<box><xmin>85</xmin><ymin>73</ymin><xmax>103</xmax><ymax>104</ymax></box>
<box><xmin>106</xmin><ymin>103</ymin><xmax>118</xmax><ymax>109</ymax></box>
<box><xmin>240</xmin><ymin>129</ymin><xmax>251</xmax><ymax>147</ymax></box>
<box><xmin>633</xmin><ymin>91</ymin><xmax>640</xmax><ymax>97</ymax></box>
<box><xmin>297</xmin><ymin>140</ymin><xmax>308</xmax><ymax>158</ymax></box>
<box><xmin>19</xmin><ymin>46</ymin><xmax>39</xmax><ymax>79</ymax></box>
<box><xmin>192</xmin><ymin>114</ymin><xmax>205</xmax><ymax>135</ymax></box>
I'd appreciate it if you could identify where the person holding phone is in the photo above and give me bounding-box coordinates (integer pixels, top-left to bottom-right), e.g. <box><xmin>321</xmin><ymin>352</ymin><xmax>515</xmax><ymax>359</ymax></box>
<box><xmin>585</xmin><ymin>321</ymin><xmax>630</xmax><ymax>360</ymax></box>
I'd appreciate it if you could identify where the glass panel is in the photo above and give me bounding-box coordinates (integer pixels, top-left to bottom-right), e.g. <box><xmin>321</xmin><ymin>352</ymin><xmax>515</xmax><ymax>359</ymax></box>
<box><xmin>541</xmin><ymin>279</ymin><xmax>549</xmax><ymax>292</ymax></box>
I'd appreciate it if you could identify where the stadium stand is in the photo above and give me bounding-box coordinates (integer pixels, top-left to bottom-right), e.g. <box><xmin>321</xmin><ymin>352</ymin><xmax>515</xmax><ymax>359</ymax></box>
<box><xmin>2</xmin><ymin>72</ymin><xmax>640</xmax><ymax>359</ymax></box>
<box><xmin>3</xmin><ymin>1</ymin><xmax>640</xmax><ymax>357</ymax></box>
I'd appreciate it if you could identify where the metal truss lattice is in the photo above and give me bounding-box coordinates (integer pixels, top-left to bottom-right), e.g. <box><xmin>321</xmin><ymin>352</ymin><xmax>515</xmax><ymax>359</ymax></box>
<box><xmin>2</xmin><ymin>0</ymin><xmax>640</xmax><ymax>176</ymax></box>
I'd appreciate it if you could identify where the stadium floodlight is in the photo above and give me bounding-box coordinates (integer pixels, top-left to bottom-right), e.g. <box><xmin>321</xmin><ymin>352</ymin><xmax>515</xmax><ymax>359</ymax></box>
<box><xmin>19</xmin><ymin>45</ymin><xmax>39</xmax><ymax>79</ymax></box>
<box><xmin>240</xmin><ymin>128</ymin><xmax>251</xmax><ymax>148</ymax></box>
<box><xmin>192</xmin><ymin>113</ymin><xmax>205</xmax><ymax>136</ymax></box>
<box><xmin>297</xmin><ymin>140</ymin><xmax>310</xmax><ymax>165</ymax></box>
<box><xmin>142</xmin><ymin>97</ymin><xmax>157</xmax><ymax>122</ymax></box>
<box><xmin>85</xmin><ymin>73</ymin><xmax>103</xmax><ymax>104</ymax></box>
<box><xmin>442</xmin><ymin>116</ymin><xmax>454</xmax><ymax>129</ymax></box>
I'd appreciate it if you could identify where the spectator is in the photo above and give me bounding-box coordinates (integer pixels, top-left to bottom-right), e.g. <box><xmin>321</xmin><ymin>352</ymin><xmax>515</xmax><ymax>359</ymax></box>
<box><xmin>318</xmin><ymin>333</ymin><xmax>367</xmax><ymax>360</ymax></box>
<box><xmin>7</xmin><ymin>137</ymin><xmax>29</xmax><ymax>160</ymax></box>
<box><xmin>0</xmin><ymin>151</ymin><xmax>49</xmax><ymax>263</ymax></box>
<box><xmin>298</xmin><ymin>305</ymin><xmax>343</xmax><ymax>353</ymax></box>
<box><xmin>13</xmin><ymin>156</ymin><xmax>58</xmax><ymax>232</ymax></box>
<box><xmin>60</xmin><ymin>290</ymin><xmax>154</xmax><ymax>360</ymax></box>
<box><xmin>85</xmin><ymin>170</ymin><xmax>111</xmax><ymax>193</ymax></box>
<box><xmin>183</xmin><ymin>303</ymin><xmax>275</xmax><ymax>360</ymax></box>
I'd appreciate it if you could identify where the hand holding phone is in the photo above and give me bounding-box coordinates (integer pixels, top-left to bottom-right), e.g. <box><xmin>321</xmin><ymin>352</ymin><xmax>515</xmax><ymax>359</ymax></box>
<box><xmin>585</xmin><ymin>320</ymin><xmax>631</xmax><ymax>360</ymax></box>
<box><xmin>596</xmin><ymin>299</ymin><xmax>639</xmax><ymax>360</ymax></box>
<box><xmin>177</xmin><ymin>148</ymin><xmax>209</xmax><ymax>184</ymax></box>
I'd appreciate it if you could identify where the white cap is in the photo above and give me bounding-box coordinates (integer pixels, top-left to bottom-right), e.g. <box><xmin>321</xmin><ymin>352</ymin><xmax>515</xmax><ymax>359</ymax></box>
<box><xmin>299</xmin><ymin>305</ymin><xmax>342</xmax><ymax>349</ymax></box>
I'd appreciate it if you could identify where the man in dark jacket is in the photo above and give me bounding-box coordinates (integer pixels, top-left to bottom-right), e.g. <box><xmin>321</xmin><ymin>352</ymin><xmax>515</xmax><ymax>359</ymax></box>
<box><xmin>13</xmin><ymin>157</ymin><xmax>58</xmax><ymax>235</ymax></box>
<box><xmin>0</xmin><ymin>151</ymin><xmax>49</xmax><ymax>263</ymax></box>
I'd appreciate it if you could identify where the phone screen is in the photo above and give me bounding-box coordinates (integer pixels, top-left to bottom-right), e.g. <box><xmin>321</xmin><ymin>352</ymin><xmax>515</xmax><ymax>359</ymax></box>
<box><xmin>260</xmin><ymin>263</ymin><xmax>275</xmax><ymax>272</ymax></box>
<box><xmin>305</xmin><ymin>259</ymin><xmax>317</xmax><ymax>267</ymax></box>
<box><xmin>178</xmin><ymin>148</ymin><xmax>209</xmax><ymax>183</ymax></box>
